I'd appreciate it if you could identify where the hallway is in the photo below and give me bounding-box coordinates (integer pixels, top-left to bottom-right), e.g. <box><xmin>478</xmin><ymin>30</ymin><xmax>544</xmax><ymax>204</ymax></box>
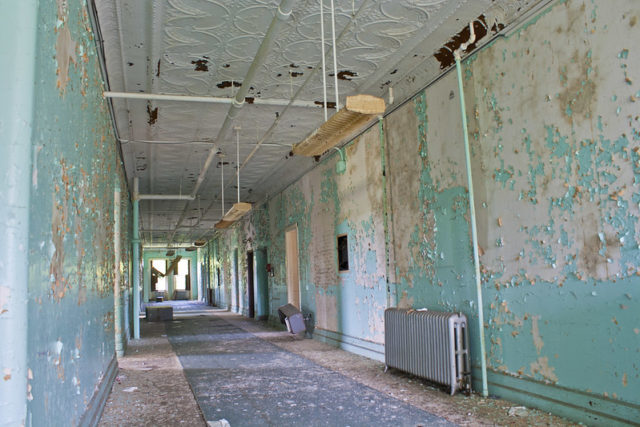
<box><xmin>3</xmin><ymin>1</ymin><xmax>640</xmax><ymax>424</ymax></box>
<box><xmin>100</xmin><ymin>304</ymin><xmax>573</xmax><ymax>426</ymax></box>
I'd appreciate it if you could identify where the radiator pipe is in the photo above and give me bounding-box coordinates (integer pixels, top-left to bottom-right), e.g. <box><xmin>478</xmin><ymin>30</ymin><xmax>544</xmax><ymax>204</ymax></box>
<box><xmin>454</xmin><ymin>21</ymin><xmax>488</xmax><ymax>398</ymax></box>
<box><xmin>114</xmin><ymin>184</ymin><xmax>124</xmax><ymax>357</ymax></box>
<box><xmin>378</xmin><ymin>118</ymin><xmax>396</xmax><ymax>308</ymax></box>
<box><xmin>132</xmin><ymin>177</ymin><xmax>141</xmax><ymax>339</ymax></box>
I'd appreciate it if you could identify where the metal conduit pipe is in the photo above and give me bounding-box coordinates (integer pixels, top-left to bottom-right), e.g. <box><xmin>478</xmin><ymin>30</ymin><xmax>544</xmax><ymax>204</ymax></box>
<box><xmin>0</xmin><ymin>1</ymin><xmax>37</xmax><ymax>423</ymax></box>
<box><xmin>103</xmin><ymin>91</ymin><xmax>319</xmax><ymax>108</ymax></box>
<box><xmin>168</xmin><ymin>0</ymin><xmax>295</xmax><ymax>245</ymax></box>
<box><xmin>114</xmin><ymin>184</ymin><xmax>124</xmax><ymax>357</ymax></box>
<box><xmin>454</xmin><ymin>21</ymin><xmax>488</xmax><ymax>398</ymax></box>
<box><xmin>239</xmin><ymin>0</ymin><xmax>373</xmax><ymax>172</ymax></box>
<box><xmin>137</xmin><ymin>194</ymin><xmax>195</xmax><ymax>201</ymax></box>
<box><xmin>132</xmin><ymin>177</ymin><xmax>141</xmax><ymax>339</ymax></box>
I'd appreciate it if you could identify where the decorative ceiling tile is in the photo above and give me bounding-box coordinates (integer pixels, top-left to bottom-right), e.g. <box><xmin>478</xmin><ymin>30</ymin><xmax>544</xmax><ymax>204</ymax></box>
<box><xmin>97</xmin><ymin>0</ymin><xmax>549</xmax><ymax>244</ymax></box>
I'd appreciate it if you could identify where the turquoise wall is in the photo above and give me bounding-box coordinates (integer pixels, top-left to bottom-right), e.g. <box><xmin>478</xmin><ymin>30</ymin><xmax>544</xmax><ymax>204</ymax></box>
<box><xmin>208</xmin><ymin>1</ymin><xmax>639</xmax><ymax>424</ymax></box>
<box><xmin>25</xmin><ymin>0</ymin><xmax>131</xmax><ymax>424</ymax></box>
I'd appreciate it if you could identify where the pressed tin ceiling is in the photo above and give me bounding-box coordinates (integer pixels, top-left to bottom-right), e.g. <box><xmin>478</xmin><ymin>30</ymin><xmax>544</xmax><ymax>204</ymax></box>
<box><xmin>93</xmin><ymin>0</ymin><xmax>546</xmax><ymax>245</ymax></box>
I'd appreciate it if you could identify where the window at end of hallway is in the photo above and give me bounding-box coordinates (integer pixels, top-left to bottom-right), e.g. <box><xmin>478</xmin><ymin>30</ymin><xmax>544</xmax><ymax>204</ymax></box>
<box><xmin>337</xmin><ymin>234</ymin><xmax>349</xmax><ymax>272</ymax></box>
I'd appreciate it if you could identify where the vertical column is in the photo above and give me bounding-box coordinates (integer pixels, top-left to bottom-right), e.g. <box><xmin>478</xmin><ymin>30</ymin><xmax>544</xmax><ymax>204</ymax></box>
<box><xmin>114</xmin><ymin>184</ymin><xmax>123</xmax><ymax>356</ymax></box>
<box><xmin>0</xmin><ymin>1</ymin><xmax>37</xmax><ymax>423</ymax></box>
<box><xmin>132</xmin><ymin>177</ymin><xmax>141</xmax><ymax>339</ymax></box>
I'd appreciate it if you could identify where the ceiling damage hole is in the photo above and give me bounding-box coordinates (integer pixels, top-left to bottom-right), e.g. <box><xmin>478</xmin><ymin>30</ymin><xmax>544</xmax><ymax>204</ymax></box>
<box><xmin>290</xmin><ymin>71</ymin><xmax>303</xmax><ymax>77</ymax></box>
<box><xmin>245</xmin><ymin>97</ymin><xmax>255</xmax><ymax>104</ymax></box>
<box><xmin>192</xmin><ymin>58</ymin><xmax>209</xmax><ymax>72</ymax></box>
<box><xmin>290</xmin><ymin>63</ymin><xmax>299</xmax><ymax>68</ymax></box>
<box><xmin>434</xmin><ymin>14</ymin><xmax>488</xmax><ymax>70</ymax></box>
<box><xmin>128</xmin><ymin>62</ymin><xmax>134</xmax><ymax>66</ymax></box>
<box><xmin>314</xmin><ymin>101</ymin><xmax>336</xmax><ymax>109</ymax></box>
<box><xmin>222</xmin><ymin>63</ymin><xmax>230</xmax><ymax>68</ymax></box>
<box><xmin>390</xmin><ymin>69</ymin><xmax>398</xmax><ymax>75</ymax></box>
<box><xmin>217</xmin><ymin>81</ymin><xmax>242</xmax><ymax>89</ymax></box>
<box><xmin>147</xmin><ymin>103</ymin><xmax>158</xmax><ymax>125</ymax></box>
<box><xmin>156</xmin><ymin>59</ymin><xmax>161</xmax><ymax>77</ymax></box>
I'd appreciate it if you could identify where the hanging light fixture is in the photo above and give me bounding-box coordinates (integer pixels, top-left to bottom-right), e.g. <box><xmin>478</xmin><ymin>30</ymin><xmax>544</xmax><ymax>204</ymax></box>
<box><xmin>293</xmin><ymin>1</ymin><xmax>385</xmax><ymax>157</ymax></box>
<box><xmin>215</xmin><ymin>128</ymin><xmax>252</xmax><ymax>228</ymax></box>
<box><xmin>292</xmin><ymin>94</ymin><xmax>385</xmax><ymax>157</ymax></box>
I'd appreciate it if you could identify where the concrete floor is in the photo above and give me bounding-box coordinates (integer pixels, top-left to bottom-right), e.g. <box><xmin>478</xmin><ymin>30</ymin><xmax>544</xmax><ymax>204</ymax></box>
<box><xmin>100</xmin><ymin>302</ymin><xmax>577</xmax><ymax>426</ymax></box>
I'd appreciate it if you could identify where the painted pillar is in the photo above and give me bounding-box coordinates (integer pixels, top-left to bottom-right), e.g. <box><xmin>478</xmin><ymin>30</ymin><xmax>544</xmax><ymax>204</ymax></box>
<box><xmin>114</xmin><ymin>185</ymin><xmax>123</xmax><ymax>356</ymax></box>
<box><xmin>132</xmin><ymin>177</ymin><xmax>141</xmax><ymax>339</ymax></box>
<box><xmin>142</xmin><ymin>252</ymin><xmax>149</xmax><ymax>303</ymax></box>
<box><xmin>0</xmin><ymin>1</ymin><xmax>37</xmax><ymax>423</ymax></box>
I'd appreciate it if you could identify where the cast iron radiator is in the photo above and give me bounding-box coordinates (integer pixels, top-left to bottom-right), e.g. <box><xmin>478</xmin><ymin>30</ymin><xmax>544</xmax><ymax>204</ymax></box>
<box><xmin>384</xmin><ymin>308</ymin><xmax>471</xmax><ymax>395</ymax></box>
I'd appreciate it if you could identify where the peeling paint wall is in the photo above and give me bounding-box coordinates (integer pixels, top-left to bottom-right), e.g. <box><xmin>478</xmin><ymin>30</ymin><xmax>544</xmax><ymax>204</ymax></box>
<box><xmin>208</xmin><ymin>0</ymin><xmax>639</xmax><ymax>423</ymax></box>
<box><xmin>458</xmin><ymin>0</ymin><xmax>640</xmax><ymax>421</ymax></box>
<box><xmin>26</xmin><ymin>0</ymin><xmax>131</xmax><ymax>424</ymax></box>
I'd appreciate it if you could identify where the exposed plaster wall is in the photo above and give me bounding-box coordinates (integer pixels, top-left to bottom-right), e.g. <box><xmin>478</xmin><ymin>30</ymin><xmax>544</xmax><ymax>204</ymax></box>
<box><xmin>208</xmin><ymin>0</ymin><xmax>639</xmax><ymax>422</ymax></box>
<box><xmin>461</xmin><ymin>0</ymin><xmax>640</xmax><ymax>416</ymax></box>
<box><xmin>26</xmin><ymin>1</ymin><xmax>131</xmax><ymax>423</ymax></box>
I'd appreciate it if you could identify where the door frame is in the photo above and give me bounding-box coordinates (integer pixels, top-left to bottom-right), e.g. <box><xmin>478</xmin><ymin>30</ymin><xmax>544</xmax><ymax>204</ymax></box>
<box><xmin>285</xmin><ymin>224</ymin><xmax>301</xmax><ymax>309</ymax></box>
<box><xmin>247</xmin><ymin>251</ymin><xmax>255</xmax><ymax>318</ymax></box>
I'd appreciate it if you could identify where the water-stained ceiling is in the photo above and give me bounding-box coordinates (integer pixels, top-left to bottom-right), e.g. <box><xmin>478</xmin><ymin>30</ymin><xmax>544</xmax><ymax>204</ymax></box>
<box><xmin>93</xmin><ymin>0</ymin><xmax>546</xmax><ymax>246</ymax></box>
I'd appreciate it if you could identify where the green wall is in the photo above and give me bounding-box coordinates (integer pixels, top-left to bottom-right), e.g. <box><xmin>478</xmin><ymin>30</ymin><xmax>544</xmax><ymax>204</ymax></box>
<box><xmin>24</xmin><ymin>0</ymin><xmax>132</xmax><ymax>424</ymax></box>
<box><xmin>208</xmin><ymin>1</ymin><xmax>640</xmax><ymax>424</ymax></box>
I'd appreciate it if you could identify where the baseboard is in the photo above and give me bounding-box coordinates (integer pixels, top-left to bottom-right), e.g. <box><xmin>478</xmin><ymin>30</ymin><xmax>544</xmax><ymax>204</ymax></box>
<box><xmin>78</xmin><ymin>353</ymin><xmax>118</xmax><ymax>427</ymax></box>
<box><xmin>313</xmin><ymin>328</ymin><xmax>385</xmax><ymax>362</ymax></box>
<box><xmin>472</xmin><ymin>367</ymin><xmax>640</xmax><ymax>426</ymax></box>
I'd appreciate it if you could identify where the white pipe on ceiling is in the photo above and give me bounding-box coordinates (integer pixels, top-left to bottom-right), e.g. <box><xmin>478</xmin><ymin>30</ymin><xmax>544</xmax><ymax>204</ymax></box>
<box><xmin>137</xmin><ymin>194</ymin><xmax>195</xmax><ymax>201</ymax></box>
<box><xmin>320</xmin><ymin>0</ymin><xmax>328</xmax><ymax>121</ymax></box>
<box><xmin>238</xmin><ymin>0</ymin><xmax>373</xmax><ymax>173</ymax></box>
<box><xmin>330</xmin><ymin>0</ymin><xmax>340</xmax><ymax>112</ymax></box>
<box><xmin>220</xmin><ymin>154</ymin><xmax>225</xmax><ymax>218</ymax></box>
<box><xmin>103</xmin><ymin>91</ymin><xmax>320</xmax><ymax>108</ymax></box>
<box><xmin>168</xmin><ymin>0</ymin><xmax>296</xmax><ymax>245</ymax></box>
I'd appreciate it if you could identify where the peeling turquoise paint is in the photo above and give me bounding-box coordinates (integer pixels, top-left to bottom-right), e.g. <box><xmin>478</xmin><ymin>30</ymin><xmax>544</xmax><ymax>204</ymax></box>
<box><xmin>24</xmin><ymin>1</ymin><xmax>132</xmax><ymax>424</ymax></box>
<box><xmin>203</xmin><ymin>1</ymin><xmax>640</xmax><ymax>424</ymax></box>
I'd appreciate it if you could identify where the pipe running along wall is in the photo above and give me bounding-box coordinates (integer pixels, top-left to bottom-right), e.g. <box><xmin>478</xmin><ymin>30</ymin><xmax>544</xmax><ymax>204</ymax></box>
<box><xmin>0</xmin><ymin>1</ymin><xmax>37</xmax><ymax>423</ymax></box>
<box><xmin>132</xmin><ymin>177</ymin><xmax>141</xmax><ymax>339</ymax></box>
<box><xmin>454</xmin><ymin>21</ymin><xmax>488</xmax><ymax>398</ymax></box>
<box><xmin>114</xmin><ymin>184</ymin><xmax>124</xmax><ymax>356</ymax></box>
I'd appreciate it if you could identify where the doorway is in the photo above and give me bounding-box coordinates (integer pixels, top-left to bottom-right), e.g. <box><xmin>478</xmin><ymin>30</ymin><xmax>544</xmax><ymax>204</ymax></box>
<box><xmin>285</xmin><ymin>225</ymin><xmax>300</xmax><ymax>309</ymax></box>
<box><xmin>247</xmin><ymin>251</ymin><xmax>255</xmax><ymax>318</ymax></box>
<box><xmin>234</xmin><ymin>249</ymin><xmax>239</xmax><ymax>312</ymax></box>
<box><xmin>255</xmin><ymin>248</ymin><xmax>269</xmax><ymax>320</ymax></box>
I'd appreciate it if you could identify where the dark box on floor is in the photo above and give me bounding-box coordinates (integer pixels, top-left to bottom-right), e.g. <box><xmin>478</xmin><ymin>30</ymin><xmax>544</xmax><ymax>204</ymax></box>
<box><xmin>146</xmin><ymin>305</ymin><xmax>173</xmax><ymax>321</ymax></box>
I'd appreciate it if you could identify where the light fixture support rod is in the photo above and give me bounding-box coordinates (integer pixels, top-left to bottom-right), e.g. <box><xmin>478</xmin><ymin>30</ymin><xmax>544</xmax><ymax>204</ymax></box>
<box><xmin>320</xmin><ymin>0</ymin><xmax>328</xmax><ymax>121</ymax></box>
<box><xmin>221</xmin><ymin>156</ymin><xmax>225</xmax><ymax>218</ymax></box>
<box><xmin>236</xmin><ymin>129</ymin><xmax>241</xmax><ymax>203</ymax></box>
<box><xmin>330</xmin><ymin>0</ymin><xmax>340</xmax><ymax>112</ymax></box>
